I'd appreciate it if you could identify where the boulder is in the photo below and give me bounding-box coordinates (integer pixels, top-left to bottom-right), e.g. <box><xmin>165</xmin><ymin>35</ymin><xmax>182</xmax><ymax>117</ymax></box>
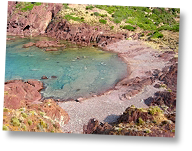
<box><xmin>83</xmin><ymin>118</ymin><xmax>112</xmax><ymax>134</ymax></box>
<box><xmin>41</xmin><ymin>75</ymin><xmax>48</xmax><ymax>79</ymax></box>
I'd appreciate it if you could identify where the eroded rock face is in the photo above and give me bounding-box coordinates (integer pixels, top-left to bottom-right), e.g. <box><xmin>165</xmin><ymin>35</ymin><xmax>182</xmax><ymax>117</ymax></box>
<box><xmin>7</xmin><ymin>2</ymin><xmax>63</xmax><ymax>36</ymax></box>
<box><xmin>4</xmin><ymin>80</ymin><xmax>44</xmax><ymax>109</ymax></box>
<box><xmin>117</xmin><ymin>106</ymin><xmax>153</xmax><ymax>124</ymax></box>
<box><xmin>147</xmin><ymin>91</ymin><xmax>176</xmax><ymax>112</ymax></box>
<box><xmin>45</xmin><ymin>18</ymin><xmax>128</xmax><ymax>47</ymax></box>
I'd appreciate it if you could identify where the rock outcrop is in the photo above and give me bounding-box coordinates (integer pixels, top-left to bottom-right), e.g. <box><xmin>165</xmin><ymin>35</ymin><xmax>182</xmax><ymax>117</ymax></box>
<box><xmin>7</xmin><ymin>2</ymin><xmax>63</xmax><ymax>36</ymax></box>
<box><xmin>7</xmin><ymin>2</ymin><xmax>129</xmax><ymax>48</ymax></box>
<box><xmin>4</xmin><ymin>80</ymin><xmax>44</xmax><ymax>109</ymax></box>
<box><xmin>3</xmin><ymin>79</ymin><xmax>69</xmax><ymax>133</ymax></box>
<box><xmin>83</xmin><ymin>106</ymin><xmax>175</xmax><ymax>137</ymax></box>
<box><xmin>45</xmin><ymin>18</ymin><xmax>128</xmax><ymax>47</ymax></box>
<box><xmin>3</xmin><ymin>99</ymin><xmax>69</xmax><ymax>132</ymax></box>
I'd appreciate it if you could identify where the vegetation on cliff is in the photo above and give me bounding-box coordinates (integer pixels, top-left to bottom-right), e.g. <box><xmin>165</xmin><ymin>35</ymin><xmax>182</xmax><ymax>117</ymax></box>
<box><xmin>15</xmin><ymin>2</ymin><xmax>42</xmax><ymax>11</ymax></box>
<box><xmin>58</xmin><ymin>4</ymin><xmax>179</xmax><ymax>32</ymax></box>
<box><xmin>3</xmin><ymin>100</ymin><xmax>69</xmax><ymax>133</ymax></box>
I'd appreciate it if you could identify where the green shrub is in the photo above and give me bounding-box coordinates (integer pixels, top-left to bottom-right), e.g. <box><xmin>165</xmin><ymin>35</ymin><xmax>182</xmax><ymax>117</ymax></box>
<box><xmin>34</xmin><ymin>2</ymin><xmax>41</xmax><ymax>6</ymax></box>
<box><xmin>151</xmin><ymin>31</ymin><xmax>163</xmax><ymax>38</ymax></box>
<box><xmin>152</xmin><ymin>8</ymin><xmax>161</xmax><ymax>15</ymax></box>
<box><xmin>21</xmin><ymin>4</ymin><xmax>34</xmax><ymax>11</ymax></box>
<box><xmin>63</xmin><ymin>3</ymin><xmax>69</xmax><ymax>9</ymax></box>
<box><xmin>64</xmin><ymin>14</ymin><xmax>84</xmax><ymax>22</ymax></box>
<box><xmin>113</xmin><ymin>18</ymin><xmax>121</xmax><ymax>24</ymax></box>
<box><xmin>170</xmin><ymin>23</ymin><xmax>179</xmax><ymax>32</ymax></box>
<box><xmin>99</xmin><ymin>14</ymin><xmax>107</xmax><ymax>17</ymax></box>
<box><xmin>93</xmin><ymin>12</ymin><xmax>100</xmax><ymax>16</ymax></box>
<box><xmin>3</xmin><ymin>125</ymin><xmax>9</xmax><ymax>131</ymax></box>
<box><xmin>11</xmin><ymin>117</ymin><xmax>20</xmax><ymax>126</ymax></box>
<box><xmin>110</xmin><ymin>26</ymin><xmax>114</xmax><ymax>30</ymax></box>
<box><xmin>28</xmin><ymin>120</ymin><xmax>33</xmax><ymax>126</ymax></box>
<box><xmin>158</xmin><ymin>25</ymin><xmax>171</xmax><ymax>31</ymax></box>
<box><xmin>138</xmin><ymin>117</ymin><xmax>144</xmax><ymax>125</ymax></box>
<box><xmin>99</xmin><ymin>19</ymin><xmax>107</xmax><ymax>24</ymax></box>
<box><xmin>148</xmin><ymin>106</ymin><xmax>162</xmax><ymax>115</ymax></box>
<box><xmin>86</xmin><ymin>5</ymin><xmax>94</xmax><ymax>10</ymax></box>
<box><xmin>21</xmin><ymin>113</ymin><xmax>28</xmax><ymax>118</ymax></box>
<box><xmin>3</xmin><ymin>108</ymin><xmax>8</xmax><ymax>112</ymax></box>
<box><xmin>122</xmin><ymin>25</ymin><xmax>136</xmax><ymax>31</ymax></box>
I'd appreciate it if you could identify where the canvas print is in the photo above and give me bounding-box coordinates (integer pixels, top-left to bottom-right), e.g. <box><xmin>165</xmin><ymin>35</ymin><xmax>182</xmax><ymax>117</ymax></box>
<box><xmin>3</xmin><ymin>1</ymin><xmax>179</xmax><ymax>137</ymax></box>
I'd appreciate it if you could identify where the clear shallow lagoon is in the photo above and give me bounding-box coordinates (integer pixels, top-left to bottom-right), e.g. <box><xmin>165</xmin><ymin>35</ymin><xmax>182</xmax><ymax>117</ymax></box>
<box><xmin>5</xmin><ymin>37</ymin><xmax>128</xmax><ymax>100</ymax></box>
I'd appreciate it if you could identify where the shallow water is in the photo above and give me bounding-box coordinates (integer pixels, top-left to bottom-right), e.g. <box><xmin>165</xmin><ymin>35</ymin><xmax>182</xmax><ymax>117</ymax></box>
<box><xmin>5</xmin><ymin>36</ymin><xmax>128</xmax><ymax>100</ymax></box>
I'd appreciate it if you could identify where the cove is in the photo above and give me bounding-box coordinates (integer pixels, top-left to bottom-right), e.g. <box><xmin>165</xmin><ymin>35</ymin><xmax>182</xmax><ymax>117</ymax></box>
<box><xmin>5</xmin><ymin>37</ymin><xmax>128</xmax><ymax>100</ymax></box>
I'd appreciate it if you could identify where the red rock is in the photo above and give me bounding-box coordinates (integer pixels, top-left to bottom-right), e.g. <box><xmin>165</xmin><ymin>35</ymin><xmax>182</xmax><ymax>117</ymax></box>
<box><xmin>83</xmin><ymin>118</ymin><xmax>112</xmax><ymax>134</ymax></box>
<box><xmin>41</xmin><ymin>75</ymin><xmax>48</xmax><ymax>79</ymax></box>
<box><xmin>45</xmin><ymin>48</ymin><xmax>58</xmax><ymax>51</ymax></box>
<box><xmin>4</xmin><ymin>80</ymin><xmax>43</xmax><ymax>109</ymax></box>
<box><xmin>27</xmin><ymin>79</ymin><xmax>44</xmax><ymax>91</ymax></box>
<box><xmin>7</xmin><ymin>2</ymin><xmax>62</xmax><ymax>36</ymax></box>
<box><xmin>23</xmin><ymin>42</ymin><xmax>35</xmax><ymax>48</ymax></box>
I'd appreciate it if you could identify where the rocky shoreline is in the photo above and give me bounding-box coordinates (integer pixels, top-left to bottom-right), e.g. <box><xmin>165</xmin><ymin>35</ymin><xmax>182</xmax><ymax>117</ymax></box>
<box><xmin>3</xmin><ymin>1</ymin><xmax>178</xmax><ymax>136</ymax></box>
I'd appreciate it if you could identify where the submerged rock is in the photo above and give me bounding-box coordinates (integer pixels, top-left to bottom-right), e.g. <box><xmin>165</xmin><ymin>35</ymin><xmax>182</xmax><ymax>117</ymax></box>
<box><xmin>45</xmin><ymin>48</ymin><xmax>58</xmax><ymax>51</ymax></box>
<box><xmin>51</xmin><ymin>76</ymin><xmax>57</xmax><ymax>79</ymax></box>
<box><xmin>23</xmin><ymin>42</ymin><xmax>35</xmax><ymax>48</ymax></box>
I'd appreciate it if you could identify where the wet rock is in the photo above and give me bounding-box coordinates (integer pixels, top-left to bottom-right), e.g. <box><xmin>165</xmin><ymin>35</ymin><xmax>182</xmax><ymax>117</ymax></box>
<box><xmin>41</xmin><ymin>75</ymin><xmax>48</xmax><ymax>79</ymax></box>
<box><xmin>6</xmin><ymin>37</ymin><xmax>15</xmax><ymax>41</ymax></box>
<box><xmin>23</xmin><ymin>42</ymin><xmax>35</xmax><ymax>48</ymax></box>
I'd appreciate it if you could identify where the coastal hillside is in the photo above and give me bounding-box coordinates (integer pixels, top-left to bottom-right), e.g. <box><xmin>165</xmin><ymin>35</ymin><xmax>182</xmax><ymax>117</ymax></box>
<box><xmin>7</xmin><ymin>2</ymin><xmax>180</xmax><ymax>51</ymax></box>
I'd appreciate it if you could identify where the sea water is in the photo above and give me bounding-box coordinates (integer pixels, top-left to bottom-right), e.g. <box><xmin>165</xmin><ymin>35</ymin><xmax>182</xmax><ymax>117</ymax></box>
<box><xmin>5</xmin><ymin>36</ymin><xmax>128</xmax><ymax>100</ymax></box>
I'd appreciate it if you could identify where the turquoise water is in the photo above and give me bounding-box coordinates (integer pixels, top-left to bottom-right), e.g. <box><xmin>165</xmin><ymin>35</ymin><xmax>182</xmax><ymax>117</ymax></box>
<box><xmin>5</xmin><ymin>37</ymin><xmax>128</xmax><ymax>100</ymax></box>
